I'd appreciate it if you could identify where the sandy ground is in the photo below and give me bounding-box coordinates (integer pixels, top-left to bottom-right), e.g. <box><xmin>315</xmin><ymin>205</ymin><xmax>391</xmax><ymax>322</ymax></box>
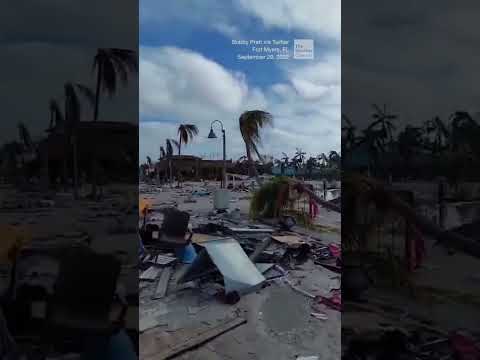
<box><xmin>139</xmin><ymin>181</ymin><xmax>341</xmax><ymax>360</ymax></box>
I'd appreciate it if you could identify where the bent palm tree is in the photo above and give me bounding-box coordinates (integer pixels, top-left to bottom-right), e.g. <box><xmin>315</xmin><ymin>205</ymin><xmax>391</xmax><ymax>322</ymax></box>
<box><xmin>239</xmin><ymin>110</ymin><xmax>273</xmax><ymax>185</ymax></box>
<box><xmin>90</xmin><ymin>48</ymin><xmax>138</xmax><ymax>198</ymax></box>
<box><xmin>165</xmin><ymin>138</ymin><xmax>179</xmax><ymax>184</ymax></box>
<box><xmin>177</xmin><ymin>124</ymin><xmax>198</xmax><ymax>155</ymax></box>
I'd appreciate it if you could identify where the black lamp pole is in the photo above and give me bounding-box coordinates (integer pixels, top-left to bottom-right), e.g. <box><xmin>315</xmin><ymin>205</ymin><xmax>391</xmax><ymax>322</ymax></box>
<box><xmin>208</xmin><ymin>120</ymin><xmax>226</xmax><ymax>188</ymax></box>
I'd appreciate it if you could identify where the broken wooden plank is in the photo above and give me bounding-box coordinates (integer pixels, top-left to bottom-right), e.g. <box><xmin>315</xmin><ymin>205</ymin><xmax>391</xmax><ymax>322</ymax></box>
<box><xmin>152</xmin><ymin>267</ymin><xmax>172</xmax><ymax>299</ymax></box>
<box><xmin>271</xmin><ymin>234</ymin><xmax>306</xmax><ymax>248</ymax></box>
<box><xmin>144</xmin><ymin>316</ymin><xmax>247</xmax><ymax>360</ymax></box>
<box><xmin>229</xmin><ymin>227</ymin><xmax>274</xmax><ymax>233</ymax></box>
<box><xmin>140</xmin><ymin>266</ymin><xmax>162</xmax><ymax>281</ymax></box>
<box><xmin>191</xmin><ymin>233</ymin><xmax>224</xmax><ymax>244</ymax></box>
<box><xmin>149</xmin><ymin>255</ymin><xmax>176</xmax><ymax>266</ymax></box>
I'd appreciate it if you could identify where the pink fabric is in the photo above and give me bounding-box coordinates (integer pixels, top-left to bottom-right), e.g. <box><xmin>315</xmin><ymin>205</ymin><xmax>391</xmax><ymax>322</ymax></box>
<box><xmin>309</xmin><ymin>199</ymin><xmax>319</xmax><ymax>219</ymax></box>
<box><xmin>317</xmin><ymin>289</ymin><xmax>342</xmax><ymax>312</ymax></box>
<box><xmin>406</xmin><ymin>224</ymin><xmax>426</xmax><ymax>271</ymax></box>
<box><xmin>450</xmin><ymin>332</ymin><xmax>480</xmax><ymax>360</ymax></box>
<box><xmin>328</xmin><ymin>243</ymin><xmax>341</xmax><ymax>259</ymax></box>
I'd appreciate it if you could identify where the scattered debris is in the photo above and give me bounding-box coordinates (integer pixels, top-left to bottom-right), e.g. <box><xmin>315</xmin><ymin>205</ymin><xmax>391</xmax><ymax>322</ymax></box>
<box><xmin>144</xmin><ymin>316</ymin><xmax>247</xmax><ymax>360</ymax></box>
<box><xmin>310</xmin><ymin>312</ymin><xmax>328</xmax><ymax>321</ymax></box>
<box><xmin>139</xmin><ymin>180</ymin><xmax>341</xmax><ymax>358</ymax></box>
<box><xmin>140</xmin><ymin>266</ymin><xmax>162</xmax><ymax>281</ymax></box>
<box><xmin>152</xmin><ymin>267</ymin><xmax>173</xmax><ymax>300</ymax></box>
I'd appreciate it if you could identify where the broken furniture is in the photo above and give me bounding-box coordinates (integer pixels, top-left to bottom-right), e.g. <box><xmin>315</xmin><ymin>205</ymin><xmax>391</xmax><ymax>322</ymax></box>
<box><xmin>140</xmin><ymin>208</ymin><xmax>191</xmax><ymax>249</ymax></box>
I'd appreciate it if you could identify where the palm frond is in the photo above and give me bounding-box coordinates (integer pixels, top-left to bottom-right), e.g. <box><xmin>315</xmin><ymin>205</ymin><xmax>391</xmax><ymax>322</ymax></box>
<box><xmin>64</xmin><ymin>82</ymin><xmax>81</xmax><ymax>126</ymax></box>
<box><xmin>49</xmin><ymin>99</ymin><xmax>64</xmax><ymax>129</ymax></box>
<box><xmin>178</xmin><ymin>124</ymin><xmax>199</xmax><ymax>145</ymax></box>
<box><xmin>239</xmin><ymin>110</ymin><xmax>273</xmax><ymax>155</ymax></box>
<box><xmin>74</xmin><ymin>84</ymin><xmax>95</xmax><ymax>108</ymax></box>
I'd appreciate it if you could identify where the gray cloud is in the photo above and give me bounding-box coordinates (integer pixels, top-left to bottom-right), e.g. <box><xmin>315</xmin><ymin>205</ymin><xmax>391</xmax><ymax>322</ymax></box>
<box><xmin>0</xmin><ymin>0</ymin><xmax>138</xmax><ymax>143</ymax></box>
<box><xmin>343</xmin><ymin>0</ymin><xmax>480</xmax><ymax>130</ymax></box>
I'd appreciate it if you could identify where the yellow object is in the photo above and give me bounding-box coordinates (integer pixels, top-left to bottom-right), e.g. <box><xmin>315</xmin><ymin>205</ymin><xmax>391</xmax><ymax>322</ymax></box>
<box><xmin>139</xmin><ymin>198</ymin><xmax>151</xmax><ymax>216</ymax></box>
<box><xmin>0</xmin><ymin>225</ymin><xmax>31</xmax><ymax>263</ymax></box>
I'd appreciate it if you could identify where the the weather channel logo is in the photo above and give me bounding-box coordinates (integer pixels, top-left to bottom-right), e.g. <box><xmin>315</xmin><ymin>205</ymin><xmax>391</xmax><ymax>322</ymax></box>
<box><xmin>294</xmin><ymin>39</ymin><xmax>314</xmax><ymax>59</ymax></box>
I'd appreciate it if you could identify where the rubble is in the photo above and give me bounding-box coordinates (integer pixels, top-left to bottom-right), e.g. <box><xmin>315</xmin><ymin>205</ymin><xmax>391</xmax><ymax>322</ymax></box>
<box><xmin>139</xmin><ymin>180</ymin><xmax>342</xmax><ymax>359</ymax></box>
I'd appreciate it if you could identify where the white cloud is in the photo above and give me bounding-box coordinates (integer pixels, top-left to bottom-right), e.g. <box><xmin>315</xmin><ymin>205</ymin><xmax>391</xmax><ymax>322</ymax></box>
<box><xmin>141</xmin><ymin>0</ymin><xmax>340</xmax><ymax>42</ymax></box>
<box><xmin>236</xmin><ymin>0</ymin><xmax>341</xmax><ymax>41</ymax></box>
<box><xmin>284</xmin><ymin>53</ymin><xmax>340</xmax><ymax>101</ymax></box>
<box><xmin>140</xmin><ymin>46</ymin><xmax>340</xmax><ymax>161</ymax></box>
<box><xmin>140</xmin><ymin>47</ymin><xmax>249</xmax><ymax>118</ymax></box>
<box><xmin>212</xmin><ymin>23</ymin><xmax>241</xmax><ymax>38</ymax></box>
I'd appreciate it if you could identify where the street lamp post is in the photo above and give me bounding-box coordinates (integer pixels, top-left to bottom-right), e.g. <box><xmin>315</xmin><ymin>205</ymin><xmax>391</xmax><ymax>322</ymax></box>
<box><xmin>208</xmin><ymin>120</ymin><xmax>226</xmax><ymax>188</ymax></box>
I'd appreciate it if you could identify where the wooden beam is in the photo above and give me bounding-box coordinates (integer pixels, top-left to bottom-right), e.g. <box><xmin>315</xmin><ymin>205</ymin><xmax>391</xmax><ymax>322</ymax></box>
<box><xmin>140</xmin><ymin>266</ymin><xmax>162</xmax><ymax>281</ymax></box>
<box><xmin>152</xmin><ymin>267</ymin><xmax>172</xmax><ymax>300</ymax></box>
<box><xmin>144</xmin><ymin>316</ymin><xmax>247</xmax><ymax>360</ymax></box>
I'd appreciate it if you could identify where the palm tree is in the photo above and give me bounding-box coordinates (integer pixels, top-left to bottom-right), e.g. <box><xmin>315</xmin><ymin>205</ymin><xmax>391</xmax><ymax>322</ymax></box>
<box><xmin>177</xmin><ymin>124</ymin><xmax>198</xmax><ymax>155</ymax></box>
<box><xmin>369</xmin><ymin>104</ymin><xmax>397</xmax><ymax>149</ymax></box>
<box><xmin>292</xmin><ymin>148</ymin><xmax>306</xmax><ymax>176</ymax></box>
<box><xmin>18</xmin><ymin>123</ymin><xmax>35</xmax><ymax>155</ymax></box>
<box><xmin>49</xmin><ymin>99</ymin><xmax>64</xmax><ymax>131</ymax></box>
<box><xmin>424</xmin><ymin>116</ymin><xmax>449</xmax><ymax>156</ymax></box>
<box><xmin>357</xmin><ymin>127</ymin><xmax>386</xmax><ymax>176</ymax></box>
<box><xmin>64</xmin><ymin>82</ymin><xmax>95</xmax><ymax>199</ymax></box>
<box><xmin>342</xmin><ymin>114</ymin><xmax>358</xmax><ymax>152</ymax></box>
<box><xmin>328</xmin><ymin>150</ymin><xmax>341</xmax><ymax>169</ymax></box>
<box><xmin>239</xmin><ymin>110</ymin><xmax>273</xmax><ymax>184</ymax></box>
<box><xmin>317</xmin><ymin>153</ymin><xmax>329</xmax><ymax>168</ymax></box>
<box><xmin>90</xmin><ymin>48</ymin><xmax>138</xmax><ymax>198</ymax></box>
<box><xmin>280</xmin><ymin>152</ymin><xmax>289</xmax><ymax>175</ymax></box>
<box><xmin>293</xmin><ymin>148</ymin><xmax>306</xmax><ymax>165</ymax></box>
<box><xmin>165</xmin><ymin>138</ymin><xmax>179</xmax><ymax>184</ymax></box>
<box><xmin>45</xmin><ymin>100</ymin><xmax>64</xmax><ymax>187</ymax></box>
<box><xmin>306</xmin><ymin>156</ymin><xmax>317</xmax><ymax>179</ymax></box>
<box><xmin>17</xmin><ymin>123</ymin><xmax>37</xmax><ymax>184</ymax></box>
<box><xmin>159</xmin><ymin>146</ymin><xmax>166</xmax><ymax>160</ymax></box>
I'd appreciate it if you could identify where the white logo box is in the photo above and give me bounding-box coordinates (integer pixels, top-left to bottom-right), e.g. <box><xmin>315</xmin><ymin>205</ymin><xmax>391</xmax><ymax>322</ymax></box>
<box><xmin>294</xmin><ymin>39</ymin><xmax>314</xmax><ymax>59</ymax></box>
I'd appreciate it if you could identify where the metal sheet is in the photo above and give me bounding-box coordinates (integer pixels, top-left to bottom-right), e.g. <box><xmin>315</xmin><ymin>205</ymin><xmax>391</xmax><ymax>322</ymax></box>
<box><xmin>202</xmin><ymin>238</ymin><xmax>265</xmax><ymax>294</ymax></box>
<box><xmin>255</xmin><ymin>263</ymin><xmax>275</xmax><ymax>274</ymax></box>
<box><xmin>178</xmin><ymin>237</ymin><xmax>265</xmax><ymax>295</ymax></box>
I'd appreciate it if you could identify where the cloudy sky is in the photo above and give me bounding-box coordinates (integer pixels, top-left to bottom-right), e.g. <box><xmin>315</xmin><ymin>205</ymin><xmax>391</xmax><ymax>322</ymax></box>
<box><xmin>1</xmin><ymin>0</ymin><xmax>138</xmax><ymax>144</ymax></box>
<box><xmin>140</xmin><ymin>0</ymin><xmax>341</xmax><ymax>162</ymax></box>
<box><xmin>343</xmin><ymin>0</ymin><xmax>480</xmax><ymax>131</ymax></box>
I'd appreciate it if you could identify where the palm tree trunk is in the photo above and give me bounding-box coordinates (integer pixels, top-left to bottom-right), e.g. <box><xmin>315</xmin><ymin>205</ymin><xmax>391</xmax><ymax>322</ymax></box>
<box><xmin>90</xmin><ymin>63</ymin><xmax>102</xmax><ymax>199</ymax></box>
<box><xmin>246</xmin><ymin>146</ymin><xmax>262</xmax><ymax>186</ymax></box>
<box><xmin>72</xmin><ymin>134</ymin><xmax>79</xmax><ymax>199</ymax></box>
<box><xmin>294</xmin><ymin>182</ymin><xmax>341</xmax><ymax>212</ymax></box>
<box><xmin>350</xmin><ymin>176</ymin><xmax>480</xmax><ymax>259</ymax></box>
<box><xmin>63</xmin><ymin>97</ymin><xmax>69</xmax><ymax>191</ymax></box>
<box><xmin>177</xmin><ymin>138</ymin><xmax>181</xmax><ymax>187</ymax></box>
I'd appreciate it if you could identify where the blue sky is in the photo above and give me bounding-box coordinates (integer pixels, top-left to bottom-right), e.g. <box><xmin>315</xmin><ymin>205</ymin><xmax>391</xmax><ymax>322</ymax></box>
<box><xmin>140</xmin><ymin>0</ymin><xmax>341</xmax><ymax>162</ymax></box>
